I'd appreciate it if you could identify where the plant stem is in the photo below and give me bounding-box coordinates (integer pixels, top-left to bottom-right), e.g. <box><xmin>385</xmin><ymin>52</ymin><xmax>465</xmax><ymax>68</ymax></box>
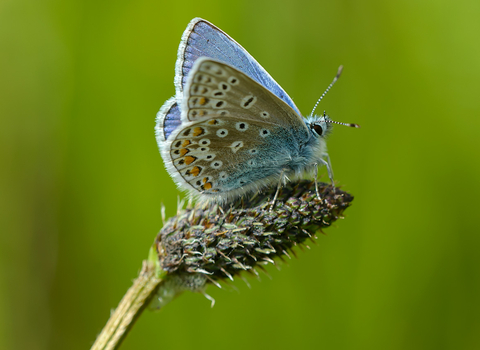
<box><xmin>90</xmin><ymin>249</ymin><xmax>165</xmax><ymax>350</ymax></box>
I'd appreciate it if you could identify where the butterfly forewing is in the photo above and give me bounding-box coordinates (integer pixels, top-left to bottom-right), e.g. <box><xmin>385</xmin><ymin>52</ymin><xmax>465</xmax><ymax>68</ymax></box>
<box><xmin>182</xmin><ymin>58</ymin><xmax>309</xmax><ymax>132</ymax></box>
<box><xmin>175</xmin><ymin>18</ymin><xmax>302</xmax><ymax>116</ymax></box>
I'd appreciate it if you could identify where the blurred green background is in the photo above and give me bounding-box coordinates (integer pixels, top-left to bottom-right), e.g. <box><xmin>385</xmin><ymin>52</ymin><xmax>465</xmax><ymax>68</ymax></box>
<box><xmin>1</xmin><ymin>0</ymin><xmax>480</xmax><ymax>349</ymax></box>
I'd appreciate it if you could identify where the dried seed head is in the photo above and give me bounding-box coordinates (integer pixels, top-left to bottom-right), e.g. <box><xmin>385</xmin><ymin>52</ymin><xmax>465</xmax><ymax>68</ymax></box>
<box><xmin>152</xmin><ymin>180</ymin><xmax>353</xmax><ymax>308</ymax></box>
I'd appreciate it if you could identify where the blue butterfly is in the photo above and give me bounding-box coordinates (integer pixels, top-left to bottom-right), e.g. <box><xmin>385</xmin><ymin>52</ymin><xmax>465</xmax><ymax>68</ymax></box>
<box><xmin>155</xmin><ymin>18</ymin><xmax>358</xmax><ymax>203</ymax></box>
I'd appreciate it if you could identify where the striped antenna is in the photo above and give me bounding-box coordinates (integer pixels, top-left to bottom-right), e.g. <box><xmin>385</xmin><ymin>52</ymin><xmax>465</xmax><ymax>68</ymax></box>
<box><xmin>323</xmin><ymin>110</ymin><xmax>360</xmax><ymax>128</ymax></box>
<box><xmin>310</xmin><ymin>65</ymin><xmax>344</xmax><ymax>117</ymax></box>
<box><xmin>326</xmin><ymin>119</ymin><xmax>360</xmax><ymax>128</ymax></box>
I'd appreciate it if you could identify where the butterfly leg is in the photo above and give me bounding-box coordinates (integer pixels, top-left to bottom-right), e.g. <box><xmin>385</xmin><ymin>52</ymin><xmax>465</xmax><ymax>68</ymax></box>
<box><xmin>313</xmin><ymin>164</ymin><xmax>321</xmax><ymax>200</ymax></box>
<box><xmin>269</xmin><ymin>170</ymin><xmax>286</xmax><ymax>211</ymax></box>
<box><xmin>314</xmin><ymin>155</ymin><xmax>335</xmax><ymax>201</ymax></box>
<box><xmin>322</xmin><ymin>153</ymin><xmax>335</xmax><ymax>187</ymax></box>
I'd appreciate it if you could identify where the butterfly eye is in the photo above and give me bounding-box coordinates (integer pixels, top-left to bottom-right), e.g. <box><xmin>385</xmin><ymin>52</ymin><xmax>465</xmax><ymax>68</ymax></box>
<box><xmin>312</xmin><ymin>124</ymin><xmax>324</xmax><ymax>136</ymax></box>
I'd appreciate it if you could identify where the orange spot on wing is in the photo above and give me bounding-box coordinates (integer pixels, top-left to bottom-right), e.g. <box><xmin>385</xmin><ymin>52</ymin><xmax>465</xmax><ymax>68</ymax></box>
<box><xmin>193</xmin><ymin>127</ymin><xmax>205</xmax><ymax>136</ymax></box>
<box><xmin>203</xmin><ymin>182</ymin><xmax>212</xmax><ymax>190</ymax></box>
<box><xmin>182</xmin><ymin>140</ymin><xmax>191</xmax><ymax>147</ymax></box>
<box><xmin>208</xmin><ymin>119</ymin><xmax>218</xmax><ymax>125</ymax></box>
<box><xmin>199</xmin><ymin>97</ymin><xmax>207</xmax><ymax>105</ymax></box>
<box><xmin>190</xmin><ymin>166</ymin><xmax>201</xmax><ymax>177</ymax></box>
<box><xmin>184</xmin><ymin>156</ymin><xmax>197</xmax><ymax>165</ymax></box>
<box><xmin>179</xmin><ymin>148</ymin><xmax>189</xmax><ymax>156</ymax></box>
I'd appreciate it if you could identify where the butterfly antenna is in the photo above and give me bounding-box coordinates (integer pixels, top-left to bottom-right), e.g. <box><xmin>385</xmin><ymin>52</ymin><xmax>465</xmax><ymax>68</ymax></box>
<box><xmin>326</xmin><ymin>118</ymin><xmax>360</xmax><ymax>128</ymax></box>
<box><xmin>310</xmin><ymin>65</ymin><xmax>344</xmax><ymax>117</ymax></box>
<box><xmin>323</xmin><ymin>110</ymin><xmax>360</xmax><ymax>128</ymax></box>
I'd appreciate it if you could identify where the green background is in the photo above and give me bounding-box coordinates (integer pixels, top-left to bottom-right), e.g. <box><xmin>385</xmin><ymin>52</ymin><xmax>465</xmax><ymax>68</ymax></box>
<box><xmin>1</xmin><ymin>0</ymin><xmax>479</xmax><ymax>349</ymax></box>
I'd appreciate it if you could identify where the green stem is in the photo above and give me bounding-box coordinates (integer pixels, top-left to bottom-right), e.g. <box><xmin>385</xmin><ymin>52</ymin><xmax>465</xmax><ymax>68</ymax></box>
<box><xmin>90</xmin><ymin>248</ymin><xmax>165</xmax><ymax>350</ymax></box>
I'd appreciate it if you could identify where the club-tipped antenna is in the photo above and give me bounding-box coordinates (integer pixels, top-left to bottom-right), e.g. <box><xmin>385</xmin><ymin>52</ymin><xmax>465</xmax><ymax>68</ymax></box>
<box><xmin>310</xmin><ymin>65</ymin><xmax>344</xmax><ymax>117</ymax></box>
<box><xmin>323</xmin><ymin>110</ymin><xmax>360</xmax><ymax>128</ymax></box>
<box><xmin>326</xmin><ymin>119</ymin><xmax>361</xmax><ymax>128</ymax></box>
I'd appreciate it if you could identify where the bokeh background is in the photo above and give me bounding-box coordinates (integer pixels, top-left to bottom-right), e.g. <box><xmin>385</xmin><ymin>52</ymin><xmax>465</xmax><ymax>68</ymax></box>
<box><xmin>1</xmin><ymin>0</ymin><xmax>480</xmax><ymax>349</ymax></box>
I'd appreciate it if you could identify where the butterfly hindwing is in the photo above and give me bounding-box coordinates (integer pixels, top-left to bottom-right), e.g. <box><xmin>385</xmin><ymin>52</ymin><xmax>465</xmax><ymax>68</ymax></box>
<box><xmin>165</xmin><ymin>116</ymin><xmax>296</xmax><ymax>199</ymax></box>
<box><xmin>175</xmin><ymin>18</ymin><xmax>302</xmax><ymax>116</ymax></box>
<box><xmin>155</xmin><ymin>97</ymin><xmax>182</xmax><ymax>143</ymax></box>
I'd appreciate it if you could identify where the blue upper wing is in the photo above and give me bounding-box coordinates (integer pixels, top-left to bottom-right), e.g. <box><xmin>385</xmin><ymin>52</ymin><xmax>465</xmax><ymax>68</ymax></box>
<box><xmin>174</xmin><ymin>18</ymin><xmax>302</xmax><ymax>116</ymax></box>
<box><xmin>155</xmin><ymin>97</ymin><xmax>181</xmax><ymax>141</ymax></box>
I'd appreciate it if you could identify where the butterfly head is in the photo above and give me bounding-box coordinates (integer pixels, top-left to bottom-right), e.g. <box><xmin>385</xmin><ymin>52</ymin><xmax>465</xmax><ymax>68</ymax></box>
<box><xmin>307</xmin><ymin>112</ymin><xmax>333</xmax><ymax>138</ymax></box>
<box><xmin>307</xmin><ymin>111</ymin><xmax>360</xmax><ymax>139</ymax></box>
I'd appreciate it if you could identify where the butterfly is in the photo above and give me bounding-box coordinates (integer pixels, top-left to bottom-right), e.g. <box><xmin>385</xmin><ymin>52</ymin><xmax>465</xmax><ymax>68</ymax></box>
<box><xmin>155</xmin><ymin>18</ymin><xmax>358</xmax><ymax>204</ymax></box>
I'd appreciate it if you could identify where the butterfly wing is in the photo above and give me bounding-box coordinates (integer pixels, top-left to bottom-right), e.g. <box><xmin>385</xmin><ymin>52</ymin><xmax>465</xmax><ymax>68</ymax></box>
<box><xmin>162</xmin><ymin>58</ymin><xmax>313</xmax><ymax>201</ymax></box>
<box><xmin>175</xmin><ymin>18</ymin><xmax>302</xmax><ymax>117</ymax></box>
<box><xmin>155</xmin><ymin>97</ymin><xmax>181</xmax><ymax>143</ymax></box>
<box><xmin>181</xmin><ymin>58</ymin><xmax>309</xmax><ymax>131</ymax></box>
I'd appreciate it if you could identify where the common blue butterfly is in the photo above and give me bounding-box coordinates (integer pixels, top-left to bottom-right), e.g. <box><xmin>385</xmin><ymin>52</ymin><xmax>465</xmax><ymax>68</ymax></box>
<box><xmin>155</xmin><ymin>18</ymin><xmax>358</xmax><ymax>203</ymax></box>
